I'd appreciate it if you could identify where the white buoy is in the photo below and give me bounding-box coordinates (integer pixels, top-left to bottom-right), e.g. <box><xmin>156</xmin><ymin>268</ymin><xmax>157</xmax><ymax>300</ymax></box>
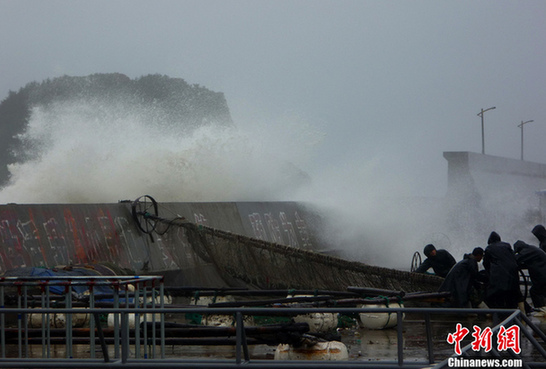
<box><xmin>359</xmin><ymin>302</ymin><xmax>404</xmax><ymax>329</ymax></box>
<box><xmin>274</xmin><ymin>341</ymin><xmax>349</xmax><ymax>361</ymax></box>
<box><xmin>288</xmin><ymin>294</ymin><xmax>339</xmax><ymax>333</ymax></box>
<box><xmin>200</xmin><ymin>313</ymin><xmax>255</xmax><ymax>327</ymax></box>
<box><xmin>28</xmin><ymin>308</ymin><xmax>89</xmax><ymax>328</ymax></box>
<box><xmin>293</xmin><ymin>312</ymin><xmax>338</xmax><ymax>333</ymax></box>
<box><xmin>107</xmin><ymin>294</ymin><xmax>172</xmax><ymax>329</ymax></box>
<box><xmin>190</xmin><ymin>295</ymin><xmax>233</xmax><ymax>306</ymax></box>
<box><xmin>190</xmin><ymin>295</ymin><xmax>254</xmax><ymax>327</ymax></box>
<box><xmin>107</xmin><ymin>311</ymin><xmax>162</xmax><ymax>329</ymax></box>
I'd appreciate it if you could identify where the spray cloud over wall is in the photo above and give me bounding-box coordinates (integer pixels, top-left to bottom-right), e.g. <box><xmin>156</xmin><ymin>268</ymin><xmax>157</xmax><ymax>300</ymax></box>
<box><xmin>0</xmin><ymin>97</ymin><xmax>313</xmax><ymax>204</ymax></box>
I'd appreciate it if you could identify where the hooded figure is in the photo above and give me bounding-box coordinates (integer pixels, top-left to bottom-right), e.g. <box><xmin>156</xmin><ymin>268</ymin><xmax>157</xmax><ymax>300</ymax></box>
<box><xmin>415</xmin><ymin>244</ymin><xmax>456</xmax><ymax>278</ymax></box>
<box><xmin>514</xmin><ymin>240</ymin><xmax>546</xmax><ymax>309</ymax></box>
<box><xmin>532</xmin><ymin>225</ymin><xmax>546</xmax><ymax>253</ymax></box>
<box><xmin>439</xmin><ymin>247</ymin><xmax>484</xmax><ymax>308</ymax></box>
<box><xmin>483</xmin><ymin>232</ymin><xmax>520</xmax><ymax>309</ymax></box>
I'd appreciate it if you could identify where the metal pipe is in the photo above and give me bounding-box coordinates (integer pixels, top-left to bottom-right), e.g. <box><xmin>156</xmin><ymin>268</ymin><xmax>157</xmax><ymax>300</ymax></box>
<box><xmin>89</xmin><ymin>284</ymin><xmax>96</xmax><ymax>359</ymax></box>
<box><xmin>40</xmin><ymin>285</ymin><xmax>46</xmax><ymax>358</ymax></box>
<box><xmin>160</xmin><ymin>279</ymin><xmax>165</xmax><ymax>359</ymax></box>
<box><xmin>346</xmin><ymin>286</ymin><xmax>405</xmax><ymax>297</ymax></box>
<box><xmin>93</xmin><ymin>312</ymin><xmax>110</xmax><ymax>362</ymax></box>
<box><xmin>151</xmin><ymin>284</ymin><xmax>157</xmax><ymax>359</ymax></box>
<box><xmin>396</xmin><ymin>310</ymin><xmax>404</xmax><ymax>365</ymax></box>
<box><xmin>235</xmin><ymin>312</ymin><xmax>242</xmax><ymax>365</ymax></box>
<box><xmin>46</xmin><ymin>284</ymin><xmax>51</xmax><ymax>358</ymax></box>
<box><xmin>64</xmin><ymin>283</ymin><xmax>72</xmax><ymax>358</ymax></box>
<box><xmin>0</xmin><ymin>285</ymin><xmax>4</xmax><ymax>358</ymax></box>
<box><xmin>24</xmin><ymin>284</ymin><xmax>30</xmax><ymax>356</ymax></box>
<box><xmin>17</xmin><ymin>285</ymin><xmax>22</xmax><ymax>358</ymax></box>
<box><xmin>121</xmin><ymin>312</ymin><xmax>129</xmax><ymax>364</ymax></box>
<box><xmin>425</xmin><ymin>312</ymin><xmax>434</xmax><ymax>364</ymax></box>
<box><xmin>114</xmin><ymin>283</ymin><xmax>120</xmax><ymax>359</ymax></box>
<box><xmin>134</xmin><ymin>281</ymin><xmax>140</xmax><ymax>359</ymax></box>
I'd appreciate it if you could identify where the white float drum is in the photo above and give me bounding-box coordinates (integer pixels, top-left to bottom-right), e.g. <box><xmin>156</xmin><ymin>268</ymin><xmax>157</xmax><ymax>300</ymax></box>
<box><xmin>190</xmin><ymin>295</ymin><xmax>254</xmax><ymax>327</ymax></box>
<box><xmin>293</xmin><ymin>312</ymin><xmax>338</xmax><ymax>333</ymax></box>
<box><xmin>288</xmin><ymin>294</ymin><xmax>339</xmax><ymax>333</ymax></box>
<box><xmin>359</xmin><ymin>302</ymin><xmax>404</xmax><ymax>330</ymax></box>
<box><xmin>190</xmin><ymin>295</ymin><xmax>233</xmax><ymax>306</ymax></box>
<box><xmin>107</xmin><ymin>293</ymin><xmax>172</xmax><ymax>329</ymax></box>
<box><xmin>274</xmin><ymin>341</ymin><xmax>349</xmax><ymax>361</ymax></box>
<box><xmin>29</xmin><ymin>308</ymin><xmax>89</xmax><ymax>328</ymax></box>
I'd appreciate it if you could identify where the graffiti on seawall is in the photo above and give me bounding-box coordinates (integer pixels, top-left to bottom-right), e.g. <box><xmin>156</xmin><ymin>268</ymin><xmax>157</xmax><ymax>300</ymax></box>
<box><xmin>0</xmin><ymin>203</ymin><xmax>317</xmax><ymax>275</ymax></box>
<box><xmin>247</xmin><ymin>211</ymin><xmax>312</xmax><ymax>249</ymax></box>
<box><xmin>0</xmin><ymin>206</ymin><xmax>138</xmax><ymax>274</ymax></box>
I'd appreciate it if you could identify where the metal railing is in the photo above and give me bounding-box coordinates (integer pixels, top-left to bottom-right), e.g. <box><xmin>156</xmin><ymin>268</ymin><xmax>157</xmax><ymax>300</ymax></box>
<box><xmin>0</xmin><ymin>275</ymin><xmax>166</xmax><ymax>362</ymax></box>
<box><xmin>0</xmin><ymin>277</ymin><xmax>545</xmax><ymax>368</ymax></box>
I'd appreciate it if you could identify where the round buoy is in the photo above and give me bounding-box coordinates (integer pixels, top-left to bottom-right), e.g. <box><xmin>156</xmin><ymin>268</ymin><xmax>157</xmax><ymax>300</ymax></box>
<box><xmin>190</xmin><ymin>295</ymin><xmax>254</xmax><ymax>327</ymax></box>
<box><xmin>190</xmin><ymin>295</ymin><xmax>233</xmax><ymax>306</ymax></box>
<box><xmin>359</xmin><ymin>302</ymin><xmax>404</xmax><ymax>329</ymax></box>
<box><xmin>288</xmin><ymin>294</ymin><xmax>339</xmax><ymax>333</ymax></box>
<box><xmin>29</xmin><ymin>309</ymin><xmax>89</xmax><ymax>328</ymax></box>
<box><xmin>201</xmin><ymin>313</ymin><xmax>255</xmax><ymax>327</ymax></box>
<box><xmin>274</xmin><ymin>341</ymin><xmax>349</xmax><ymax>361</ymax></box>
<box><xmin>108</xmin><ymin>294</ymin><xmax>171</xmax><ymax>328</ymax></box>
<box><xmin>293</xmin><ymin>312</ymin><xmax>338</xmax><ymax>333</ymax></box>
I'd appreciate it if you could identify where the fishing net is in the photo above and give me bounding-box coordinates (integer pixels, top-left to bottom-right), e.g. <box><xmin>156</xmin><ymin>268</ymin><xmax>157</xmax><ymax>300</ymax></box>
<box><xmin>165</xmin><ymin>220</ymin><xmax>443</xmax><ymax>293</ymax></box>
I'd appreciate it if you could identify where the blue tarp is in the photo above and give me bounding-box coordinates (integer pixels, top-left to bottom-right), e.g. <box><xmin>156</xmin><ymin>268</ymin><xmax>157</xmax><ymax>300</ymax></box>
<box><xmin>3</xmin><ymin>266</ymin><xmax>116</xmax><ymax>297</ymax></box>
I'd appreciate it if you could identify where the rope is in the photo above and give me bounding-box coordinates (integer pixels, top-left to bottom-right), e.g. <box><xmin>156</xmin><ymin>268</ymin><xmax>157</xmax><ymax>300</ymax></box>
<box><xmin>193</xmin><ymin>291</ymin><xmax>200</xmax><ymax>305</ymax></box>
<box><xmin>155</xmin><ymin>216</ymin><xmax>186</xmax><ymax>235</ymax></box>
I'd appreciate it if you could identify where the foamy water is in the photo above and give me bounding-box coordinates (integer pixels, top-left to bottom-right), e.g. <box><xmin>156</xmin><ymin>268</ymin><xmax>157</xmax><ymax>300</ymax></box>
<box><xmin>0</xmin><ymin>98</ymin><xmax>316</xmax><ymax>204</ymax></box>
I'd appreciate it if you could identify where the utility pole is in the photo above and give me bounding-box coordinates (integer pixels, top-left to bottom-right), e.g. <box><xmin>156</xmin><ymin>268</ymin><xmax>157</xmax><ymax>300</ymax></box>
<box><xmin>518</xmin><ymin>120</ymin><xmax>534</xmax><ymax>161</ymax></box>
<box><xmin>477</xmin><ymin>107</ymin><xmax>496</xmax><ymax>155</ymax></box>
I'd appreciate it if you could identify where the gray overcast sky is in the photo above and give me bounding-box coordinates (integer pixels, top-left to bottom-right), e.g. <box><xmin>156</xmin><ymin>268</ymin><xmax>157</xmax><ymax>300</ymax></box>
<box><xmin>1</xmin><ymin>0</ymin><xmax>546</xmax><ymax>198</ymax></box>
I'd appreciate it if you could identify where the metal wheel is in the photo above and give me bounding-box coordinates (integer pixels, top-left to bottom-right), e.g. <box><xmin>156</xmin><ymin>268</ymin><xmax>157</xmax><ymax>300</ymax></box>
<box><xmin>132</xmin><ymin>195</ymin><xmax>159</xmax><ymax>234</ymax></box>
<box><xmin>410</xmin><ymin>251</ymin><xmax>422</xmax><ymax>272</ymax></box>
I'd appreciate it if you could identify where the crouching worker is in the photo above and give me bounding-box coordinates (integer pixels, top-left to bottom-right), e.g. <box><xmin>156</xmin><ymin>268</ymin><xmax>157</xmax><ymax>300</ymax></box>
<box><xmin>414</xmin><ymin>244</ymin><xmax>456</xmax><ymax>278</ymax></box>
<box><xmin>439</xmin><ymin>247</ymin><xmax>484</xmax><ymax>308</ymax></box>
<box><xmin>514</xmin><ymin>240</ymin><xmax>546</xmax><ymax>313</ymax></box>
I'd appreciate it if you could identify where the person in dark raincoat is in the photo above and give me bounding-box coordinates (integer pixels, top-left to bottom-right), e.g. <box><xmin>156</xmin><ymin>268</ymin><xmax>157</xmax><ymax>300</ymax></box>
<box><xmin>483</xmin><ymin>232</ymin><xmax>521</xmax><ymax>309</ymax></box>
<box><xmin>513</xmin><ymin>240</ymin><xmax>546</xmax><ymax>310</ymax></box>
<box><xmin>414</xmin><ymin>244</ymin><xmax>456</xmax><ymax>278</ymax></box>
<box><xmin>439</xmin><ymin>247</ymin><xmax>484</xmax><ymax>308</ymax></box>
<box><xmin>532</xmin><ymin>224</ymin><xmax>546</xmax><ymax>253</ymax></box>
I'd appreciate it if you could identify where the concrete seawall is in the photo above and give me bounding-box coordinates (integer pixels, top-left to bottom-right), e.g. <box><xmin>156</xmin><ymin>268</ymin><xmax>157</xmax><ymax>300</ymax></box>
<box><xmin>0</xmin><ymin>200</ymin><xmax>320</xmax><ymax>274</ymax></box>
<box><xmin>444</xmin><ymin>151</ymin><xmax>546</xmax><ymax>209</ymax></box>
<box><xmin>443</xmin><ymin>151</ymin><xmax>546</xmax><ymax>246</ymax></box>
